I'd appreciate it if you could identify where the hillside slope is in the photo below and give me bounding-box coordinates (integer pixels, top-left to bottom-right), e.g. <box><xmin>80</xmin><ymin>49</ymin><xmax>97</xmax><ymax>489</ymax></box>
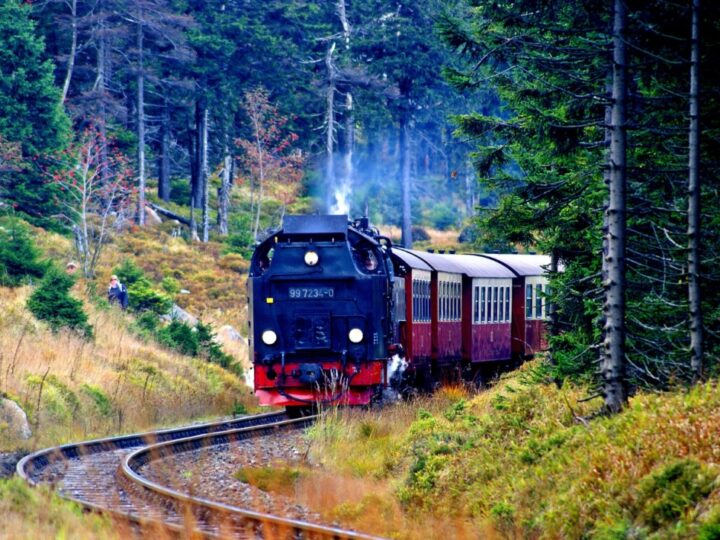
<box><xmin>299</xmin><ymin>363</ymin><xmax>720</xmax><ymax>538</ymax></box>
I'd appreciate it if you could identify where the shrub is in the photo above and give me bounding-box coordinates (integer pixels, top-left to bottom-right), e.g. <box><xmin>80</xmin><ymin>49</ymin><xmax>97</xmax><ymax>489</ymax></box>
<box><xmin>635</xmin><ymin>459</ymin><xmax>716</xmax><ymax>529</ymax></box>
<box><xmin>157</xmin><ymin>320</ymin><xmax>199</xmax><ymax>356</ymax></box>
<box><xmin>113</xmin><ymin>258</ymin><xmax>144</xmax><ymax>286</ymax></box>
<box><xmin>26</xmin><ymin>267</ymin><xmax>92</xmax><ymax>338</ymax></box>
<box><xmin>156</xmin><ymin>319</ymin><xmax>235</xmax><ymax>368</ymax></box>
<box><xmin>113</xmin><ymin>259</ymin><xmax>172</xmax><ymax>315</ymax></box>
<box><xmin>160</xmin><ymin>276</ymin><xmax>181</xmax><ymax>295</ymax></box>
<box><xmin>411</xmin><ymin>226</ymin><xmax>430</xmax><ymax>242</ymax></box>
<box><xmin>80</xmin><ymin>384</ymin><xmax>112</xmax><ymax>417</ymax></box>
<box><xmin>0</xmin><ymin>218</ymin><xmax>47</xmax><ymax>286</ymax></box>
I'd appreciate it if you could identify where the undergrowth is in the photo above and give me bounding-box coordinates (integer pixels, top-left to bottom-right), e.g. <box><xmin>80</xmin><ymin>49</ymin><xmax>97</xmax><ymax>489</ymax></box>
<box><xmin>304</xmin><ymin>363</ymin><xmax>720</xmax><ymax>539</ymax></box>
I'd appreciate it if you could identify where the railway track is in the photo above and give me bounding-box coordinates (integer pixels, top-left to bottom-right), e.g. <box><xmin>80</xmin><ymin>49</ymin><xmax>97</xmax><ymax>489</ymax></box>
<box><xmin>17</xmin><ymin>412</ymin><xmax>381</xmax><ymax>539</ymax></box>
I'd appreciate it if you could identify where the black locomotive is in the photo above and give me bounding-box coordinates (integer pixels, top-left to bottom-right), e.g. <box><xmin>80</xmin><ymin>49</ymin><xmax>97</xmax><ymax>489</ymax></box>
<box><xmin>248</xmin><ymin>215</ymin><xmax>394</xmax><ymax>407</ymax></box>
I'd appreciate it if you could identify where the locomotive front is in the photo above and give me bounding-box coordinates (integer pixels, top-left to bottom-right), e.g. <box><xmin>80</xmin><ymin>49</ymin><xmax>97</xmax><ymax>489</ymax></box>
<box><xmin>249</xmin><ymin>215</ymin><xmax>394</xmax><ymax>408</ymax></box>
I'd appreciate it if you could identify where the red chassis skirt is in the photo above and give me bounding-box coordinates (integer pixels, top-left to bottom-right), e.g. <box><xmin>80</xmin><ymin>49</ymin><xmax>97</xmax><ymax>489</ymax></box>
<box><xmin>254</xmin><ymin>360</ymin><xmax>385</xmax><ymax>407</ymax></box>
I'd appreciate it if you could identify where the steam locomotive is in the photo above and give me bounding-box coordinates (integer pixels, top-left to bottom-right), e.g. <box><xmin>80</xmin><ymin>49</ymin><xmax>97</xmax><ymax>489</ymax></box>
<box><xmin>248</xmin><ymin>215</ymin><xmax>549</xmax><ymax>410</ymax></box>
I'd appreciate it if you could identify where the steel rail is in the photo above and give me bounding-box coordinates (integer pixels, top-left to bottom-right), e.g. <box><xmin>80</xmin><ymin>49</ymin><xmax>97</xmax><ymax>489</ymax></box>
<box><xmin>15</xmin><ymin>412</ymin><xmax>287</xmax><ymax>537</ymax></box>
<box><xmin>121</xmin><ymin>416</ymin><xmax>384</xmax><ymax>540</ymax></box>
<box><xmin>17</xmin><ymin>411</ymin><xmax>287</xmax><ymax>483</ymax></box>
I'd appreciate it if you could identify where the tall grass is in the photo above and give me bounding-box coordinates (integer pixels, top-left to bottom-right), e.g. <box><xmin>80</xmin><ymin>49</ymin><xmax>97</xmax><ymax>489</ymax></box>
<box><xmin>0</xmin><ymin>285</ymin><xmax>254</xmax><ymax>450</ymax></box>
<box><xmin>300</xmin><ymin>366</ymin><xmax>720</xmax><ymax>538</ymax></box>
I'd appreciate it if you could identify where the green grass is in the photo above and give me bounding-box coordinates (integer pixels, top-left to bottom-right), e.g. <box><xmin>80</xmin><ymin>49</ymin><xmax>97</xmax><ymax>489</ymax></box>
<box><xmin>306</xmin><ymin>363</ymin><xmax>720</xmax><ymax>538</ymax></box>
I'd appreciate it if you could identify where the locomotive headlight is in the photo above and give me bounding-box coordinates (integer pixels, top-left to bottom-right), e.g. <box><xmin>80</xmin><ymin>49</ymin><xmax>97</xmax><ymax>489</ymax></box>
<box><xmin>348</xmin><ymin>328</ymin><xmax>364</xmax><ymax>344</ymax></box>
<box><xmin>261</xmin><ymin>330</ymin><xmax>278</xmax><ymax>346</ymax></box>
<box><xmin>304</xmin><ymin>250</ymin><xmax>319</xmax><ymax>266</ymax></box>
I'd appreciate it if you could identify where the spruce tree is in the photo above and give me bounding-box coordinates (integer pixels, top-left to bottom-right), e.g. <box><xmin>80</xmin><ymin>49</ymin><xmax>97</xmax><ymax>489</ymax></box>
<box><xmin>0</xmin><ymin>0</ymin><xmax>70</xmax><ymax>220</ymax></box>
<box><xmin>27</xmin><ymin>266</ymin><xmax>93</xmax><ymax>338</ymax></box>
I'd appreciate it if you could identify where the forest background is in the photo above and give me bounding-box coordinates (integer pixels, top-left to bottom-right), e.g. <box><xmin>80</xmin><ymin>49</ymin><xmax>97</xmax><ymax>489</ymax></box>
<box><xmin>3</xmin><ymin>0</ymin><xmax>720</xmax><ymax>537</ymax></box>
<box><xmin>1</xmin><ymin>0</ymin><xmax>720</xmax><ymax>417</ymax></box>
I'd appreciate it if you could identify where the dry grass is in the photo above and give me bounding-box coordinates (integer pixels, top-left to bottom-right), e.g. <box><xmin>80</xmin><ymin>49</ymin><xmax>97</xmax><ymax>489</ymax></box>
<box><xmin>0</xmin><ymin>477</ymin><xmax>121</xmax><ymax>540</ymax></box>
<box><xmin>295</xmin><ymin>365</ymin><xmax>720</xmax><ymax>538</ymax></box>
<box><xmin>0</xmin><ymin>284</ymin><xmax>254</xmax><ymax>450</ymax></box>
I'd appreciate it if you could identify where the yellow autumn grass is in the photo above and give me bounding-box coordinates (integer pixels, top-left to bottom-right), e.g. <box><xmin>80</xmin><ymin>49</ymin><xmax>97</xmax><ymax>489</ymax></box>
<box><xmin>297</xmin><ymin>363</ymin><xmax>720</xmax><ymax>538</ymax></box>
<box><xmin>0</xmin><ymin>283</ymin><xmax>254</xmax><ymax>450</ymax></box>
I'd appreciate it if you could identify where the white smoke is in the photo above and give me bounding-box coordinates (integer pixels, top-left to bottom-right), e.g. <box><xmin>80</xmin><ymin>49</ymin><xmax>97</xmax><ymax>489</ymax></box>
<box><xmin>330</xmin><ymin>182</ymin><xmax>351</xmax><ymax>215</ymax></box>
<box><xmin>383</xmin><ymin>353</ymin><xmax>408</xmax><ymax>402</ymax></box>
<box><xmin>244</xmin><ymin>364</ymin><xmax>254</xmax><ymax>390</ymax></box>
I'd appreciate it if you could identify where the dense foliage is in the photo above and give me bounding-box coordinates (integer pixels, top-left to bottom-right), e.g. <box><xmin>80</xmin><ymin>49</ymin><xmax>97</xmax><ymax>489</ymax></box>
<box><xmin>441</xmin><ymin>1</ymin><xmax>720</xmax><ymax>395</ymax></box>
<box><xmin>0</xmin><ymin>218</ymin><xmax>47</xmax><ymax>286</ymax></box>
<box><xmin>27</xmin><ymin>266</ymin><xmax>92</xmax><ymax>338</ymax></box>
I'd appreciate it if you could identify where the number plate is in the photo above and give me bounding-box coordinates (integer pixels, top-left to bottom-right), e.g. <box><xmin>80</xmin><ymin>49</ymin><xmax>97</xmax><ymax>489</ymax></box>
<box><xmin>288</xmin><ymin>287</ymin><xmax>335</xmax><ymax>299</ymax></box>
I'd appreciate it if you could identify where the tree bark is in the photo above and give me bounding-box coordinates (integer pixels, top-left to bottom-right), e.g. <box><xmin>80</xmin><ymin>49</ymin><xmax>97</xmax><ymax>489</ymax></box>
<box><xmin>158</xmin><ymin>100</ymin><xmax>171</xmax><ymax>201</ymax></box>
<box><xmin>251</xmin><ymin>103</ymin><xmax>266</xmax><ymax>242</ymax></box>
<box><xmin>200</xmin><ymin>105</ymin><xmax>210</xmax><ymax>242</ymax></box>
<box><xmin>218</xmin><ymin>136</ymin><xmax>232</xmax><ymax>235</ymax></box>
<box><xmin>602</xmin><ymin>0</ymin><xmax>628</xmax><ymax>414</ymax></box>
<box><xmin>400</xmin><ymin>114</ymin><xmax>413</xmax><ymax>248</ymax></box>
<box><xmin>190</xmin><ymin>101</ymin><xmax>202</xmax><ymax>209</ymax></box>
<box><xmin>136</xmin><ymin>8</ymin><xmax>146</xmax><ymax>226</ymax></box>
<box><xmin>687</xmin><ymin>0</ymin><xmax>703</xmax><ymax>381</ymax></box>
<box><xmin>61</xmin><ymin>0</ymin><xmax>77</xmax><ymax>104</ymax></box>
<box><xmin>325</xmin><ymin>42</ymin><xmax>337</xmax><ymax>212</ymax></box>
<box><xmin>149</xmin><ymin>202</ymin><xmax>191</xmax><ymax>226</ymax></box>
<box><xmin>599</xmin><ymin>76</ymin><xmax>612</xmax><ymax>383</ymax></box>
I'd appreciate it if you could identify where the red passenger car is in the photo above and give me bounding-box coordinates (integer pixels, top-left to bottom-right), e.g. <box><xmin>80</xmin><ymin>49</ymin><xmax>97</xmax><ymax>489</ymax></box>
<box><xmin>390</xmin><ymin>249</ymin><xmax>433</xmax><ymax>384</ymax></box>
<box><xmin>477</xmin><ymin>254</ymin><xmax>551</xmax><ymax>358</ymax></box>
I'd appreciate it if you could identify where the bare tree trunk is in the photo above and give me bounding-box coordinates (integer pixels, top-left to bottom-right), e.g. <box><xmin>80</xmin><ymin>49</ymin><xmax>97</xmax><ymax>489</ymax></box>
<box><xmin>95</xmin><ymin>5</ymin><xmax>110</xmax><ymax>186</ymax></box>
<box><xmin>602</xmin><ymin>0</ymin><xmax>628</xmax><ymax>413</ymax></box>
<box><xmin>337</xmin><ymin>0</ymin><xmax>350</xmax><ymax>48</ymax></box>
<box><xmin>688</xmin><ymin>0</ymin><xmax>703</xmax><ymax>381</ymax></box>
<box><xmin>400</xmin><ymin>114</ymin><xmax>413</xmax><ymax>248</ymax></box>
<box><xmin>325</xmin><ymin>42</ymin><xmax>337</xmax><ymax>212</ymax></box>
<box><xmin>465</xmin><ymin>160</ymin><xmax>474</xmax><ymax>217</ymax></box>
<box><xmin>218</xmin><ymin>136</ymin><xmax>232</xmax><ymax>235</ymax></box>
<box><xmin>61</xmin><ymin>0</ymin><xmax>77</xmax><ymax>104</ymax></box>
<box><xmin>599</xmin><ymin>76</ymin><xmax>612</xmax><ymax>382</ymax></box>
<box><xmin>158</xmin><ymin>100</ymin><xmax>171</xmax><ymax>201</ymax></box>
<box><xmin>200</xmin><ymin>105</ymin><xmax>210</xmax><ymax>242</ymax></box>
<box><xmin>252</xmin><ymin>106</ymin><xmax>266</xmax><ymax>242</ymax></box>
<box><xmin>136</xmin><ymin>9</ymin><xmax>146</xmax><ymax>226</ymax></box>
<box><xmin>190</xmin><ymin>102</ymin><xmax>202</xmax><ymax>209</ymax></box>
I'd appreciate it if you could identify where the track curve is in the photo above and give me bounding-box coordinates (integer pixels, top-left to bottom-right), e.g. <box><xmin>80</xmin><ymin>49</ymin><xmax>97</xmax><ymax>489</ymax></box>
<box><xmin>16</xmin><ymin>412</ymin><xmax>382</xmax><ymax>538</ymax></box>
<box><xmin>121</xmin><ymin>418</ymin><xmax>381</xmax><ymax>539</ymax></box>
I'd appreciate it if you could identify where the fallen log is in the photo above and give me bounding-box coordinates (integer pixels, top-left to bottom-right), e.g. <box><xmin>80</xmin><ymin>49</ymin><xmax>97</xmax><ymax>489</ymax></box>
<box><xmin>149</xmin><ymin>203</ymin><xmax>191</xmax><ymax>226</ymax></box>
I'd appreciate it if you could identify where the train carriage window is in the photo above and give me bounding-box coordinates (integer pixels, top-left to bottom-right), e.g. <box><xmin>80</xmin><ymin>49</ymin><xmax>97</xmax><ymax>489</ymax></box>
<box><xmin>438</xmin><ymin>282</ymin><xmax>443</xmax><ymax>322</ymax></box>
<box><xmin>481</xmin><ymin>287</ymin><xmax>486</xmax><ymax>323</ymax></box>
<box><xmin>443</xmin><ymin>282</ymin><xmax>448</xmax><ymax>321</ymax></box>
<box><xmin>544</xmin><ymin>285</ymin><xmax>551</xmax><ymax>320</ymax></box>
<box><xmin>413</xmin><ymin>279</ymin><xmax>419</xmax><ymax>321</ymax></box>
<box><xmin>417</xmin><ymin>280</ymin><xmax>422</xmax><ymax>322</ymax></box>
<box><xmin>526</xmin><ymin>284</ymin><xmax>533</xmax><ymax>319</ymax></box>
<box><xmin>491</xmin><ymin>287</ymin><xmax>497</xmax><ymax>322</ymax></box>
<box><xmin>505</xmin><ymin>287</ymin><xmax>511</xmax><ymax>322</ymax></box>
<box><xmin>473</xmin><ymin>286</ymin><xmax>479</xmax><ymax>323</ymax></box>
<box><xmin>536</xmin><ymin>284</ymin><xmax>543</xmax><ymax>319</ymax></box>
<box><xmin>446</xmin><ymin>282</ymin><xmax>450</xmax><ymax>321</ymax></box>
<box><xmin>499</xmin><ymin>287</ymin><xmax>504</xmax><ymax>324</ymax></box>
<box><xmin>423</xmin><ymin>280</ymin><xmax>429</xmax><ymax>322</ymax></box>
<box><xmin>424</xmin><ymin>281</ymin><xmax>429</xmax><ymax>322</ymax></box>
<box><xmin>456</xmin><ymin>282</ymin><xmax>461</xmax><ymax>321</ymax></box>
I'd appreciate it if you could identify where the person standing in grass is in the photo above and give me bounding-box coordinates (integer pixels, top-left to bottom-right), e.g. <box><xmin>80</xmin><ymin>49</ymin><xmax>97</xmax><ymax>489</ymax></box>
<box><xmin>108</xmin><ymin>275</ymin><xmax>128</xmax><ymax>309</ymax></box>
